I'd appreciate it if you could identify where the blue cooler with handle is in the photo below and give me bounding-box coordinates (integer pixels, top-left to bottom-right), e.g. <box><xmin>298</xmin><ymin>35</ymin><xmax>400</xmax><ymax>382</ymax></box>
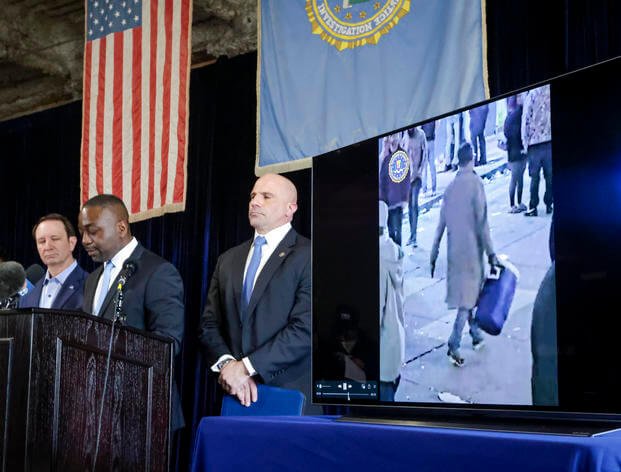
<box><xmin>475</xmin><ymin>261</ymin><xmax>519</xmax><ymax>335</ymax></box>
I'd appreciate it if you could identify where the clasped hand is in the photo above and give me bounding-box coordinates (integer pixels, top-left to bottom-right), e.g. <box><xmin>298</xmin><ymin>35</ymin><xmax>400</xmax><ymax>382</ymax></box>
<box><xmin>218</xmin><ymin>360</ymin><xmax>258</xmax><ymax>407</ymax></box>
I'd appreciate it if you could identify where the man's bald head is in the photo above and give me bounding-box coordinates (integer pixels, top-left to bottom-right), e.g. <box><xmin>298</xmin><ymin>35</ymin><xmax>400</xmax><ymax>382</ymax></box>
<box><xmin>259</xmin><ymin>173</ymin><xmax>297</xmax><ymax>202</ymax></box>
<box><xmin>249</xmin><ymin>173</ymin><xmax>299</xmax><ymax>234</ymax></box>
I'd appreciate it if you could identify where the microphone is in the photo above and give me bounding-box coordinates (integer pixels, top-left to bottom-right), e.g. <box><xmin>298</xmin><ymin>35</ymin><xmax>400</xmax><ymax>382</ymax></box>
<box><xmin>25</xmin><ymin>264</ymin><xmax>45</xmax><ymax>285</ymax></box>
<box><xmin>0</xmin><ymin>261</ymin><xmax>26</xmax><ymax>299</ymax></box>
<box><xmin>113</xmin><ymin>260</ymin><xmax>137</xmax><ymax>324</ymax></box>
<box><xmin>0</xmin><ymin>261</ymin><xmax>27</xmax><ymax>310</ymax></box>
<box><xmin>116</xmin><ymin>260</ymin><xmax>137</xmax><ymax>290</ymax></box>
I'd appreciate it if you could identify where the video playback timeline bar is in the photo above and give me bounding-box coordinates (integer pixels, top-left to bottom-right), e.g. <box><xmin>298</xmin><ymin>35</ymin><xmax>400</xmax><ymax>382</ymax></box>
<box><xmin>315</xmin><ymin>380</ymin><xmax>378</xmax><ymax>400</ymax></box>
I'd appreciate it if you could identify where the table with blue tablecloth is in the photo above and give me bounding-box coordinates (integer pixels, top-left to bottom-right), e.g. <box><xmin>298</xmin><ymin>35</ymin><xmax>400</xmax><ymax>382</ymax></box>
<box><xmin>191</xmin><ymin>416</ymin><xmax>621</xmax><ymax>472</ymax></box>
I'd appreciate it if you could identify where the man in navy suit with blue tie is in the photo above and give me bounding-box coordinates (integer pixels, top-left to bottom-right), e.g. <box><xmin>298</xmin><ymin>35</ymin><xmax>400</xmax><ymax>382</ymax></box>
<box><xmin>19</xmin><ymin>213</ymin><xmax>88</xmax><ymax>310</ymax></box>
<box><xmin>199</xmin><ymin>173</ymin><xmax>314</xmax><ymax>412</ymax></box>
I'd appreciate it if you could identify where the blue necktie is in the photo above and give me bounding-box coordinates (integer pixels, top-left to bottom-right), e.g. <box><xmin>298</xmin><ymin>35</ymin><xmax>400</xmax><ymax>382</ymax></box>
<box><xmin>242</xmin><ymin>236</ymin><xmax>267</xmax><ymax>311</ymax></box>
<box><xmin>94</xmin><ymin>260</ymin><xmax>114</xmax><ymax>315</ymax></box>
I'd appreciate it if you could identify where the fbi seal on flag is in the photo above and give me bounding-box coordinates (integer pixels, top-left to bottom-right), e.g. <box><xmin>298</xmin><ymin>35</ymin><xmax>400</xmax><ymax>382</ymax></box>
<box><xmin>306</xmin><ymin>0</ymin><xmax>410</xmax><ymax>50</ymax></box>
<box><xmin>388</xmin><ymin>150</ymin><xmax>410</xmax><ymax>183</ymax></box>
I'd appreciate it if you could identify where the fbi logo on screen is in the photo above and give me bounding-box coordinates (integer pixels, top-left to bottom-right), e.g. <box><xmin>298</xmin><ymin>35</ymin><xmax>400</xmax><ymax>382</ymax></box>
<box><xmin>306</xmin><ymin>0</ymin><xmax>410</xmax><ymax>51</ymax></box>
<box><xmin>388</xmin><ymin>150</ymin><xmax>409</xmax><ymax>183</ymax></box>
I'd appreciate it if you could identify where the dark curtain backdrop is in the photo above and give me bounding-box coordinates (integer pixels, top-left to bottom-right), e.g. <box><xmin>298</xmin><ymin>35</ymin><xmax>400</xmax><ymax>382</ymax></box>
<box><xmin>486</xmin><ymin>0</ymin><xmax>620</xmax><ymax>95</ymax></box>
<box><xmin>0</xmin><ymin>2</ymin><xmax>619</xmax><ymax>469</ymax></box>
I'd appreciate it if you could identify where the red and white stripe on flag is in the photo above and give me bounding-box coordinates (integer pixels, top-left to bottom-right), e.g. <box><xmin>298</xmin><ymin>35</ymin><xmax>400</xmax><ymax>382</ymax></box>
<box><xmin>81</xmin><ymin>0</ymin><xmax>191</xmax><ymax>222</ymax></box>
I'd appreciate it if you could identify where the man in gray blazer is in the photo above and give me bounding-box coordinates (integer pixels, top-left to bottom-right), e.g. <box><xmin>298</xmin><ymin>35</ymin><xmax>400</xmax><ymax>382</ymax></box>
<box><xmin>430</xmin><ymin>143</ymin><xmax>499</xmax><ymax>367</ymax></box>
<box><xmin>199</xmin><ymin>173</ymin><xmax>313</xmax><ymax>411</ymax></box>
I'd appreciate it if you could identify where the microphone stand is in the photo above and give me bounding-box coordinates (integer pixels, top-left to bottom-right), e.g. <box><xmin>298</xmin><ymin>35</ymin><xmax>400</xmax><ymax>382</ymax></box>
<box><xmin>113</xmin><ymin>282</ymin><xmax>127</xmax><ymax>324</ymax></box>
<box><xmin>92</xmin><ymin>280</ymin><xmax>127</xmax><ymax>470</ymax></box>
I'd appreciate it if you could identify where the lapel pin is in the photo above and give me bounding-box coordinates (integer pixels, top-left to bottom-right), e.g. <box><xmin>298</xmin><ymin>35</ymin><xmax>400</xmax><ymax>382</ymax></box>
<box><xmin>279</xmin><ymin>252</ymin><xmax>285</xmax><ymax>258</ymax></box>
<box><xmin>69</xmin><ymin>285</ymin><xmax>74</xmax><ymax>290</ymax></box>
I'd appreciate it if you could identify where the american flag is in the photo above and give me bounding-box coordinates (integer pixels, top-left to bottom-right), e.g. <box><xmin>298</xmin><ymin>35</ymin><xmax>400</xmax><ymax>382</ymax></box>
<box><xmin>81</xmin><ymin>0</ymin><xmax>191</xmax><ymax>221</ymax></box>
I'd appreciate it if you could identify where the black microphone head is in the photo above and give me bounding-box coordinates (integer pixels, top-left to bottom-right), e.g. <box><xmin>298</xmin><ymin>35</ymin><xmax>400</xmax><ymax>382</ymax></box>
<box><xmin>25</xmin><ymin>264</ymin><xmax>45</xmax><ymax>285</ymax></box>
<box><xmin>116</xmin><ymin>259</ymin><xmax>138</xmax><ymax>291</ymax></box>
<box><xmin>122</xmin><ymin>260</ymin><xmax>138</xmax><ymax>278</ymax></box>
<box><xmin>0</xmin><ymin>261</ymin><xmax>27</xmax><ymax>298</ymax></box>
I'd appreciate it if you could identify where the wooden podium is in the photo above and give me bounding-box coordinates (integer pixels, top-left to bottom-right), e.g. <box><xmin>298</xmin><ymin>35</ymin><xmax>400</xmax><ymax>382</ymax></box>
<box><xmin>0</xmin><ymin>308</ymin><xmax>174</xmax><ymax>471</ymax></box>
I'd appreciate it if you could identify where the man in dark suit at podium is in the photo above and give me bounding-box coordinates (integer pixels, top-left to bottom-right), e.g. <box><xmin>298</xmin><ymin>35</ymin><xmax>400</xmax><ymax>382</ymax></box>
<box><xmin>78</xmin><ymin>194</ymin><xmax>185</xmax><ymax>430</ymax></box>
<box><xmin>19</xmin><ymin>213</ymin><xmax>88</xmax><ymax>311</ymax></box>
<box><xmin>199</xmin><ymin>173</ymin><xmax>316</xmax><ymax>413</ymax></box>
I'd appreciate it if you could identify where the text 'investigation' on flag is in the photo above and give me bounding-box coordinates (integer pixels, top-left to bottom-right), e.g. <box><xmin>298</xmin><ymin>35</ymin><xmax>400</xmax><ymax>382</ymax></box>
<box><xmin>257</xmin><ymin>0</ymin><xmax>489</xmax><ymax>174</ymax></box>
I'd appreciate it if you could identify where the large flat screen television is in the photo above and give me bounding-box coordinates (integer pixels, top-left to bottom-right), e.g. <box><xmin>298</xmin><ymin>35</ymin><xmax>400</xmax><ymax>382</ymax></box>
<box><xmin>312</xmin><ymin>57</ymin><xmax>621</xmax><ymax>433</ymax></box>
